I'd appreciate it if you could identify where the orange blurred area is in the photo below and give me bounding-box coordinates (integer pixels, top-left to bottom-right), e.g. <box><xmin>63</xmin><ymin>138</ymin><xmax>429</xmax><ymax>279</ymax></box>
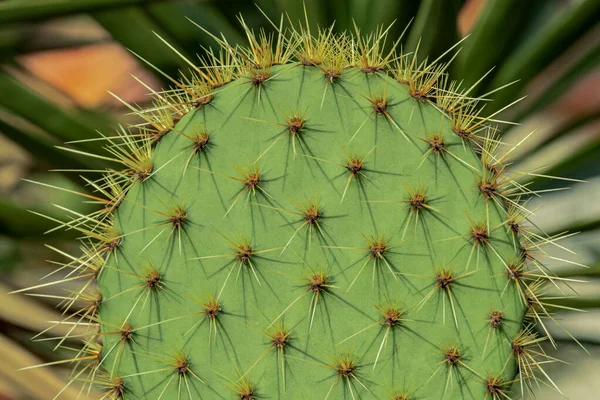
<box><xmin>18</xmin><ymin>42</ymin><xmax>159</xmax><ymax>108</ymax></box>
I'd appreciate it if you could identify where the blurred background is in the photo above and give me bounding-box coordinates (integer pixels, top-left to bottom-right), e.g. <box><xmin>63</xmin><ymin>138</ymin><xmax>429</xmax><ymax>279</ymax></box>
<box><xmin>0</xmin><ymin>0</ymin><xmax>598</xmax><ymax>398</ymax></box>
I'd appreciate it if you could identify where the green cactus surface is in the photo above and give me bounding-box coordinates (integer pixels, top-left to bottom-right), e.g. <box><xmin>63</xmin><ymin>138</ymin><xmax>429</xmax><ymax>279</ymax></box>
<box><xmin>17</xmin><ymin>13</ymin><xmax>581</xmax><ymax>400</ymax></box>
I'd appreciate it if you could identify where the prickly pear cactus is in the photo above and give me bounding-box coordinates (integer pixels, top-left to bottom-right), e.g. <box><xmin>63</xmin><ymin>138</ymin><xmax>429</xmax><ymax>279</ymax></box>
<box><xmin>19</xmin><ymin>14</ymin><xmax>583</xmax><ymax>400</ymax></box>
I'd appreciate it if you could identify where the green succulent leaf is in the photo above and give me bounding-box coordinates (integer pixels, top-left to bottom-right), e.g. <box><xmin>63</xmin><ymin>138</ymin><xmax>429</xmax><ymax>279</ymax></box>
<box><xmin>487</xmin><ymin>0</ymin><xmax>599</xmax><ymax>113</ymax></box>
<box><xmin>405</xmin><ymin>0</ymin><xmax>462</xmax><ymax>60</ymax></box>
<box><xmin>457</xmin><ymin>0</ymin><xmax>543</xmax><ymax>90</ymax></box>
<box><xmin>91</xmin><ymin>6</ymin><xmax>188</xmax><ymax>79</ymax></box>
<box><xmin>0</xmin><ymin>0</ymin><xmax>166</xmax><ymax>23</ymax></box>
<box><xmin>0</xmin><ymin>70</ymin><xmax>108</xmax><ymax>149</ymax></box>
<box><xmin>0</xmin><ymin>112</ymin><xmax>100</xmax><ymax>171</ymax></box>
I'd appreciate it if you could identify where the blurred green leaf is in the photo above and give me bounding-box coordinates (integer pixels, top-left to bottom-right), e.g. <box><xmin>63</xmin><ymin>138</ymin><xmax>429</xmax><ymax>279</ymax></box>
<box><xmin>522</xmin><ymin>109</ymin><xmax>600</xmax><ymax>162</ymax></box>
<box><xmin>255</xmin><ymin>0</ymin><xmax>326</xmax><ymax>30</ymax></box>
<box><xmin>551</xmin><ymin>297</ymin><xmax>600</xmax><ymax>310</ymax></box>
<box><xmin>0</xmin><ymin>70</ymin><xmax>111</xmax><ymax>150</ymax></box>
<box><xmin>342</xmin><ymin>0</ymin><xmax>419</xmax><ymax>47</ymax></box>
<box><xmin>405</xmin><ymin>0</ymin><xmax>462</xmax><ymax>60</ymax></box>
<box><xmin>457</xmin><ymin>0</ymin><xmax>542</xmax><ymax>89</ymax></box>
<box><xmin>323</xmin><ymin>0</ymin><xmax>352</xmax><ymax>32</ymax></box>
<box><xmin>487</xmin><ymin>0</ymin><xmax>599</xmax><ymax>114</ymax></box>
<box><xmin>0</xmin><ymin>197</ymin><xmax>78</xmax><ymax>239</ymax></box>
<box><xmin>548</xmin><ymin>217</ymin><xmax>600</xmax><ymax>239</ymax></box>
<box><xmin>0</xmin><ymin>331</ymin><xmax>87</xmax><ymax>400</ymax></box>
<box><xmin>0</xmin><ymin>0</ymin><xmax>165</xmax><ymax>24</ymax></box>
<box><xmin>92</xmin><ymin>7</ymin><xmax>188</xmax><ymax>79</ymax></box>
<box><xmin>0</xmin><ymin>26</ymin><xmax>107</xmax><ymax>57</ymax></box>
<box><xmin>514</xmin><ymin>39</ymin><xmax>600</xmax><ymax>121</ymax></box>
<box><xmin>367</xmin><ymin>0</ymin><xmax>419</xmax><ymax>42</ymax></box>
<box><xmin>348</xmin><ymin>0</ymin><xmax>371</xmax><ymax>30</ymax></box>
<box><xmin>146</xmin><ymin>2</ymin><xmax>246</xmax><ymax>55</ymax></box>
<box><xmin>536</xmin><ymin>134</ymin><xmax>600</xmax><ymax>185</ymax></box>
<box><xmin>556</xmin><ymin>262</ymin><xmax>600</xmax><ymax>278</ymax></box>
<box><xmin>0</xmin><ymin>236</ymin><xmax>20</xmax><ymax>273</ymax></box>
<box><xmin>0</xmin><ymin>112</ymin><xmax>100</xmax><ymax>171</ymax></box>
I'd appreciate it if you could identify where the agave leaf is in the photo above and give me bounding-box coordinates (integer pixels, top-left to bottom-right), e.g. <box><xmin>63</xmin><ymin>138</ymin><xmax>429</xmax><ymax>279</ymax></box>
<box><xmin>344</xmin><ymin>0</ymin><xmax>418</xmax><ymax>41</ymax></box>
<box><xmin>547</xmin><ymin>217</ymin><xmax>600</xmax><ymax>239</ymax></box>
<box><xmin>514</xmin><ymin>39</ymin><xmax>600</xmax><ymax>121</ymax></box>
<box><xmin>0</xmin><ymin>236</ymin><xmax>19</xmax><ymax>274</ymax></box>
<box><xmin>348</xmin><ymin>0</ymin><xmax>372</xmax><ymax>30</ymax></box>
<box><xmin>0</xmin><ymin>331</ymin><xmax>92</xmax><ymax>399</ymax></box>
<box><xmin>536</xmin><ymin>135</ymin><xmax>600</xmax><ymax>185</ymax></box>
<box><xmin>487</xmin><ymin>0</ymin><xmax>599</xmax><ymax>113</ymax></box>
<box><xmin>0</xmin><ymin>197</ymin><xmax>80</xmax><ymax>240</ymax></box>
<box><xmin>323</xmin><ymin>0</ymin><xmax>352</xmax><ymax>31</ymax></box>
<box><xmin>550</xmin><ymin>297</ymin><xmax>600</xmax><ymax>310</ymax></box>
<box><xmin>0</xmin><ymin>70</ymin><xmax>108</xmax><ymax>150</ymax></box>
<box><xmin>0</xmin><ymin>0</ymin><xmax>163</xmax><ymax>23</ymax></box>
<box><xmin>521</xmin><ymin>109</ymin><xmax>600</xmax><ymax>163</ymax></box>
<box><xmin>257</xmin><ymin>0</ymin><xmax>326</xmax><ymax>29</ymax></box>
<box><xmin>0</xmin><ymin>282</ymin><xmax>90</xmax><ymax>338</ymax></box>
<box><xmin>404</xmin><ymin>0</ymin><xmax>462</xmax><ymax>60</ymax></box>
<box><xmin>291</xmin><ymin>0</ymin><xmax>327</xmax><ymax>27</ymax></box>
<box><xmin>555</xmin><ymin>262</ymin><xmax>600</xmax><ymax>279</ymax></box>
<box><xmin>457</xmin><ymin>0</ymin><xmax>543</xmax><ymax>89</ymax></box>
<box><xmin>146</xmin><ymin>1</ymin><xmax>246</xmax><ymax>55</ymax></box>
<box><xmin>554</xmin><ymin>337</ymin><xmax>600</xmax><ymax>347</ymax></box>
<box><xmin>0</xmin><ymin>26</ymin><xmax>108</xmax><ymax>57</ymax></box>
<box><xmin>0</xmin><ymin>112</ymin><xmax>100</xmax><ymax>171</ymax></box>
<box><xmin>92</xmin><ymin>6</ymin><xmax>187</xmax><ymax>79</ymax></box>
<box><xmin>368</xmin><ymin>0</ymin><xmax>419</xmax><ymax>41</ymax></box>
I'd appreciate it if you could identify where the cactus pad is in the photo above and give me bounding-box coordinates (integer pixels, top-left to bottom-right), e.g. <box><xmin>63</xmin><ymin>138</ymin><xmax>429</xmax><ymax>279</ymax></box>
<box><xmin>18</xmin><ymin>13</ymin><xmax>583</xmax><ymax>400</ymax></box>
